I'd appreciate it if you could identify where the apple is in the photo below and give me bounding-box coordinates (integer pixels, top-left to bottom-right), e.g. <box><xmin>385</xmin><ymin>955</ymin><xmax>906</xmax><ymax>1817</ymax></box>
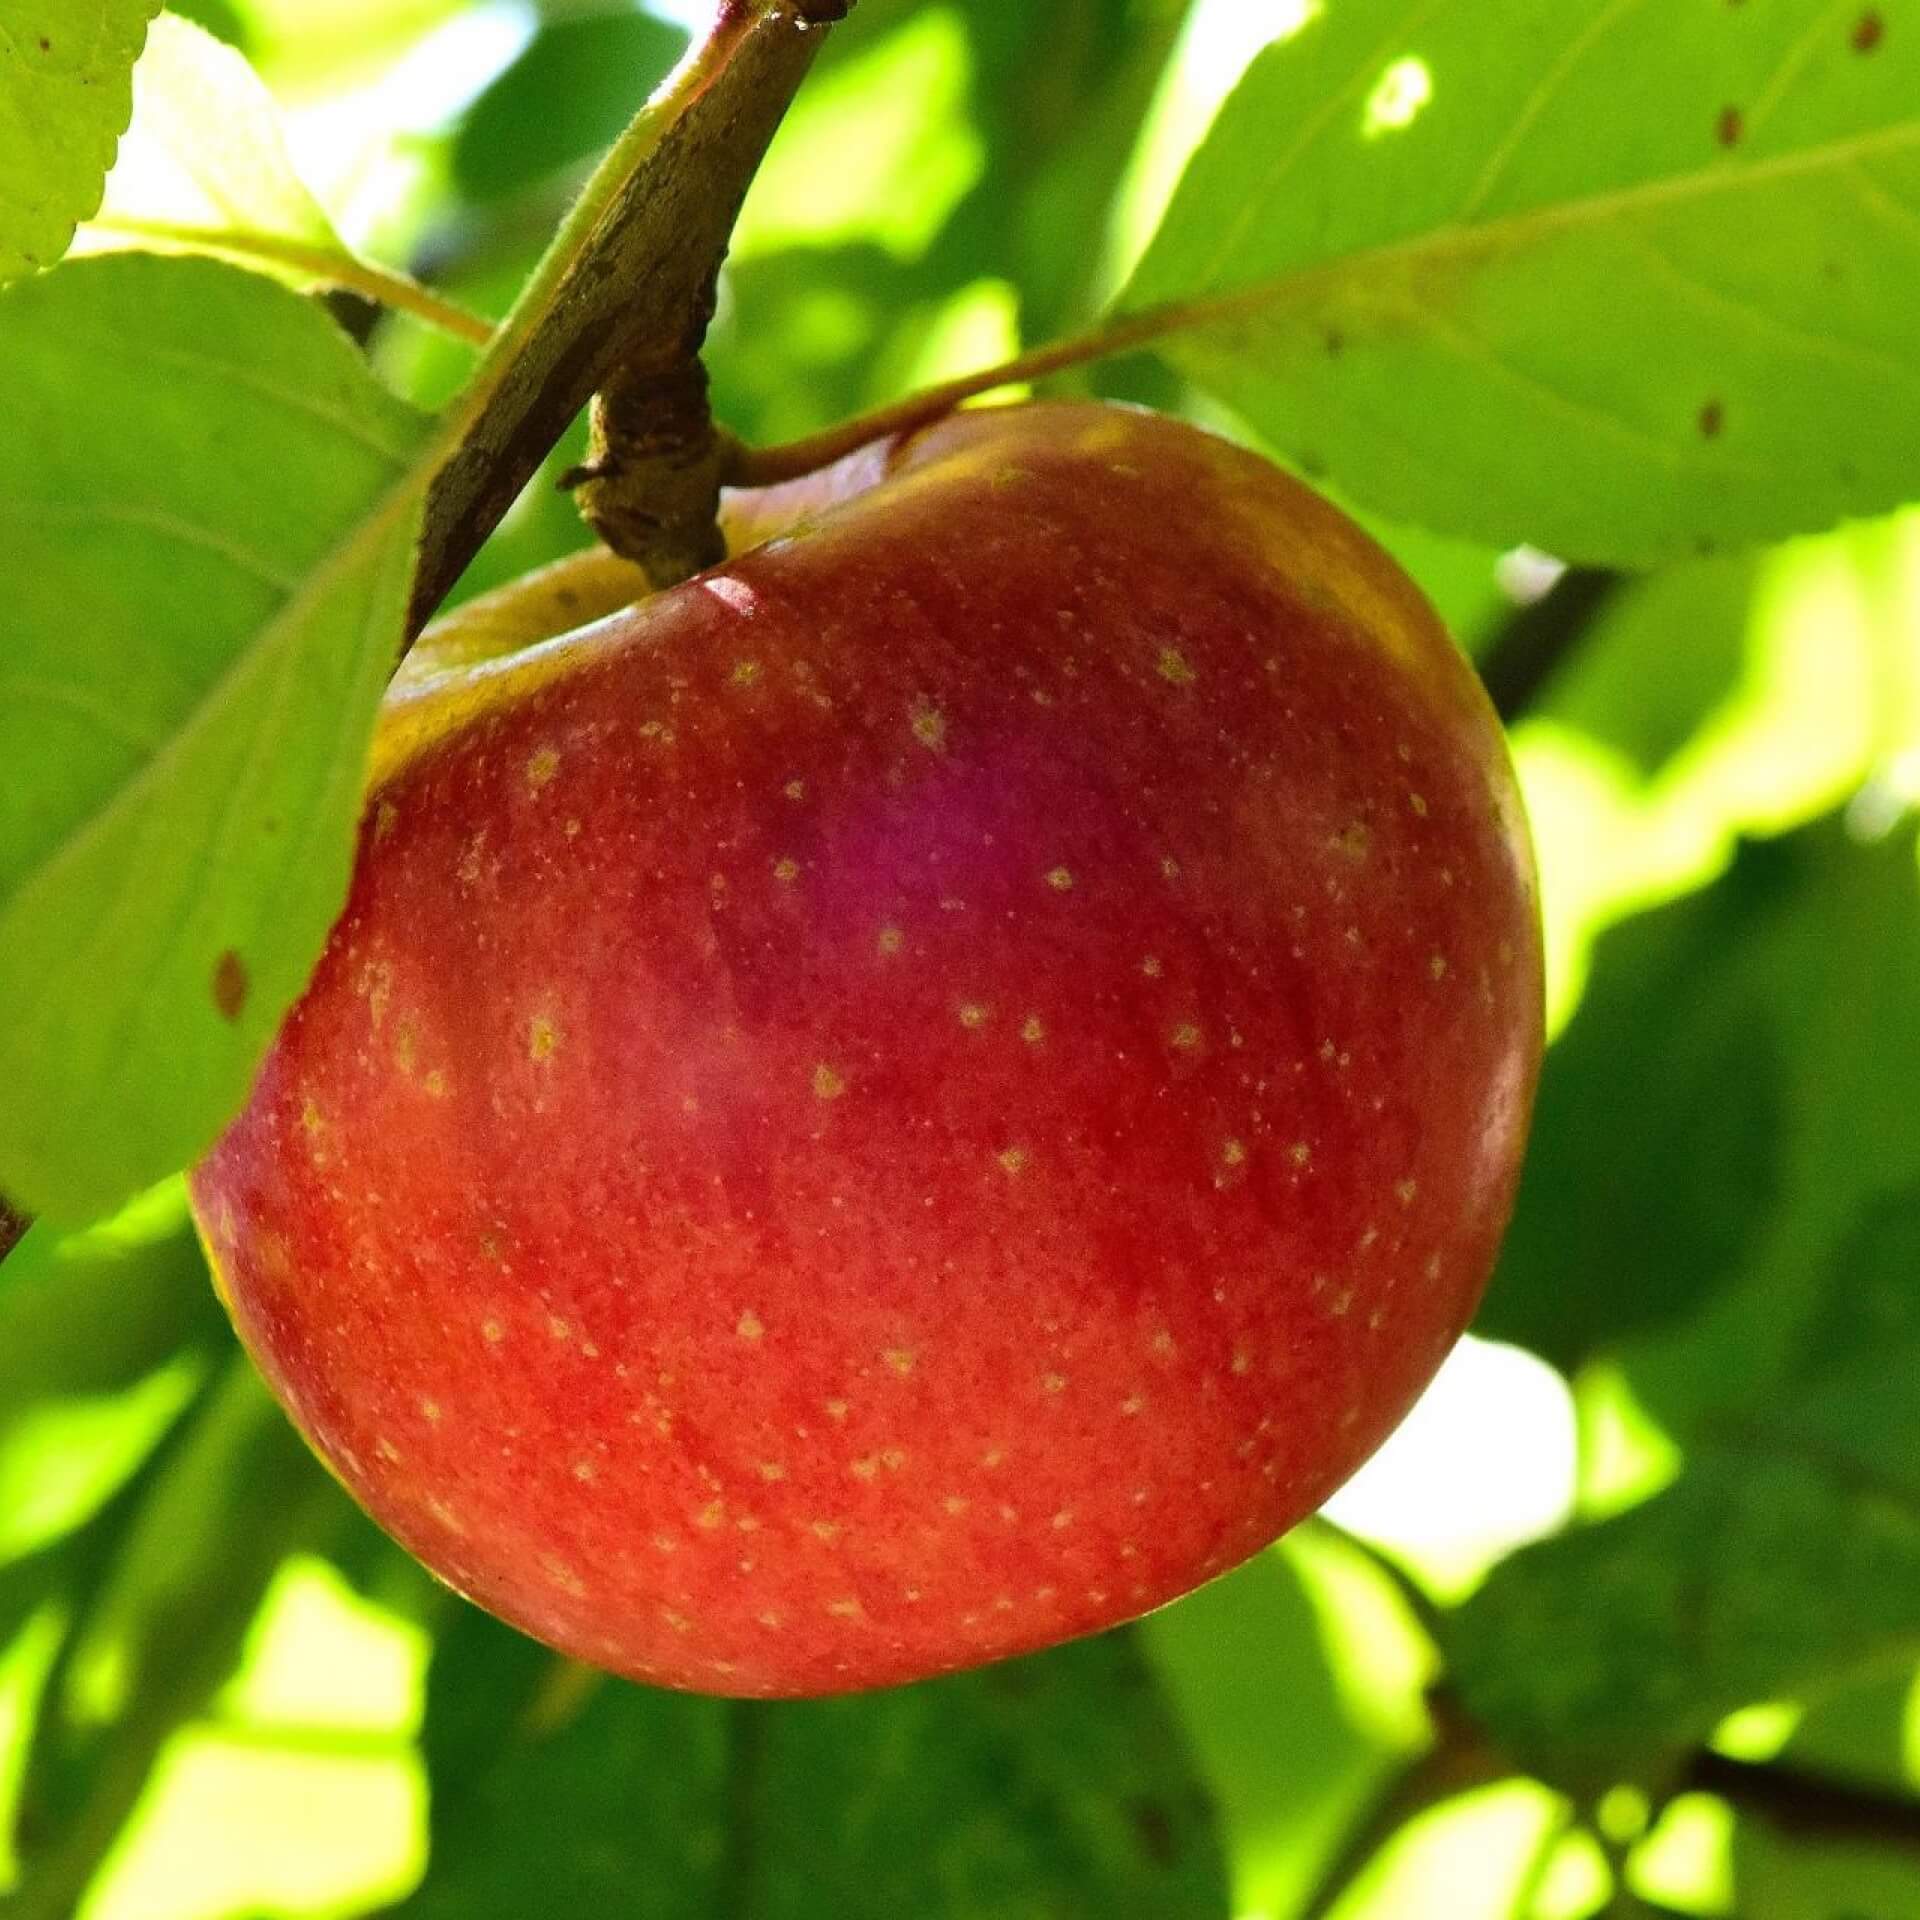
<box><xmin>190</xmin><ymin>400</ymin><xmax>1543</xmax><ymax>1697</ymax></box>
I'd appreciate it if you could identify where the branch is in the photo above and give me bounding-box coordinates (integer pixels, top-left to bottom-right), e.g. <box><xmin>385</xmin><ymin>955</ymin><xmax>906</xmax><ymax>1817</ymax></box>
<box><xmin>1680</xmin><ymin>1747</ymin><xmax>1920</xmax><ymax>1859</ymax></box>
<box><xmin>406</xmin><ymin>0</ymin><xmax>852</xmax><ymax>630</ymax></box>
<box><xmin>1479</xmin><ymin>567</ymin><xmax>1624</xmax><ymax>726</ymax></box>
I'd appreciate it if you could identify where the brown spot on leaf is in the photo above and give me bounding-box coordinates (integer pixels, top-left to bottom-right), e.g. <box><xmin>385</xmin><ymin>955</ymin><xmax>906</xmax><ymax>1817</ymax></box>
<box><xmin>1698</xmin><ymin>399</ymin><xmax>1725</xmax><ymax>438</ymax></box>
<box><xmin>1716</xmin><ymin>105</ymin><xmax>1743</xmax><ymax>147</ymax></box>
<box><xmin>1131</xmin><ymin>1798</ymin><xmax>1177</xmax><ymax>1866</ymax></box>
<box><xmin>212</xmin><ymin>950</ymin><xmax>249</xmax><ymax>1021</ymax></box>
<box><xmin>1853</xmin><ymin>9</ymin><xmax>1885</xmax><ymax>51</ymax></box>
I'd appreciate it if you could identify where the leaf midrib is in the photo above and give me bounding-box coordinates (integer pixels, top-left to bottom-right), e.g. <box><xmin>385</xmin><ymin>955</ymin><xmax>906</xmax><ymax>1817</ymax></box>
<box><xmin>1135</xmin><ymin>115</ymin><xmax>1920</xmax><ymax>332</ymax></box>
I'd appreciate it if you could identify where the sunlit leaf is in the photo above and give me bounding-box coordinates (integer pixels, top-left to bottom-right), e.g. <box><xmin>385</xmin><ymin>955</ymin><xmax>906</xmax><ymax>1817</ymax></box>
<box><xmin>16</xmin><ymin>1360</ymin><xmax>339</xmax><ymax>1860</ymax></box>
<box><xmin>0</xmin><ymin>0</ymin><xmax>159</xmax><ymax>279</ymax></box>
<box><xmin>1143</xmin><ymin>1549</ymin><xmax>1394</xmax><ymax>1920</ymax></box>
<box><xmin>0</xmin><ymin>1185</ymin><xmax>224</xmax><ymax>1562</ymax></box>
<box><xmin>1125</xmin><ymin>0</ymin><xmax>1920</xmax><ymax>564</ymax></box>
<box><xmin>0</xmin><ymin>253</ymin><xmax>428</xmax><ymax>1223</ymax></box>
<box><xmin>731</xmin><ymin>8</ymin><xmax>982</xmax><ymax>262</ymax></box>
<box><xmin>74</xmin><ymin>12</ymin><xmax>343</xmax><ymax>287</ymax></box>
<box><xmin>223</xmin><ymin>0</ymin><xmax>466</xmax><ymax>84</ymax></box>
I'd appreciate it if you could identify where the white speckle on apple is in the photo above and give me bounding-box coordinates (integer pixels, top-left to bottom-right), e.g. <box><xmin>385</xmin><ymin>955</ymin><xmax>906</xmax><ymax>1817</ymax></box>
<box><xmin>909</xmin><ymin>699</ymin><xmax>947</xmax><ymax>750</ymax></box>
<box><xmin>544</xmin><ymin>1557</ymin><xmax>587</xmax><ymax>1596</ymax></box>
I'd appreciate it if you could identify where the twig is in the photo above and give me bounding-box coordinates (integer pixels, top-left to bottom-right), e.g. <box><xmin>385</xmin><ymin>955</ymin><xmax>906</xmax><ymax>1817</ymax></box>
<box><xmin>1479</xmin><ymin>567</ymin><xmax>1624</xmax><ymax>726</ymax></box>
<box><xmin>406</xmin><ymin>0</ymin><xmax>852</xmax><ymax>630</ymax></box>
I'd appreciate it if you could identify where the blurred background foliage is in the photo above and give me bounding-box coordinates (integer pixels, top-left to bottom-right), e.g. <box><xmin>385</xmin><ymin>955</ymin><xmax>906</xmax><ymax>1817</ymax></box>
<box><xmin>5</xmin><ymin>1</ymin><xmax>1920</xmax><ymax>1916</ymax></box>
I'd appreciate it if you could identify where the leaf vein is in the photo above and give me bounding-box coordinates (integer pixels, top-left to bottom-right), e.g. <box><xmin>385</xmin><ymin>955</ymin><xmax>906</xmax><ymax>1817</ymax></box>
<box><xmin>0</xmin><ymin>500</ymin><xmax>299</xmax><ymax>593</ymax></box>
<box><xmin>1192</xmin><ymin>0</ymin><xmax>1452</xmax><ymax>291</ymax></box>
<box><xmin>1455</xmin><ymin>0</ymin><xmax>1654</xmax><ymax>220</ymax></box>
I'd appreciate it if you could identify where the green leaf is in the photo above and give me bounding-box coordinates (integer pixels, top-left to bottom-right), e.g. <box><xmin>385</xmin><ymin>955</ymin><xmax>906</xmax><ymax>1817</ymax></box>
<box><xmin>1743</xmin><ymin>1180</ymin><xmax>1920</xmax><ymax>1504</ymax></box>
<box><xmin>1124</xmin><ymin>0</ymin><xmax>1920</xmax><ymax>565</ymax></box>
<box><xmin>1620</xmin><ymin>819</ymin><xmax>1920</xmax><ymax>1438</ymax></box>
<box><xmin>1474</xmin><ymin>837</ymin><xmax>1788</xmax><ymax>1370</ymax></box>
<box><xmin>394</xmin><ymin>1616</ymin><xmax>1226</xmax><ymax>1919</ymax></box>
<box><xmin>1444</xmin><ymin>1447</ymin><xmax>1920</xmax><ymax>1787</ymax></box>
<box><xmin>387</xmin><ymin>1612</ymin><xmax>724</xmax><ymax>1919</ymax></box>
<box><xmin>1142</xmin><ymin>1550</ymin><xmax>1394</xmax><ymax>1920</ymax></box>
<box><xmin>731</xmin><ymin>7</ymin><xmax>983</xmax><ymax>263</ymax></box>
<box><xmin>0</xmin><ymin>0</ymin><xmax>159</xmax><ymax>280</ymax></box>
<box><xmin>744</xmin><ymin>1633</ymin><xmax>1225</xmax><ymax>1918</ymax></box>
<box><xmin>0</xmin><ymin>1185</ymin><xmax>225</xmax><ymax>1560</ymax></box>
<box><xmin>452</xmin><ymin>10</ymin><xmax>690</xmax><ymax>205</ymax></box>
<box><xmin>0</xmin><ymin>253</ymin><xmax>428</xmax><ymax>1223</ymax></box>
<box><xmin>8</xmin><ymin>1359</ymin><xmax>342</xmax><ymax>1914</ymax></box>
<box><xmin>951</xmin><ymin>1</ymin><xmax>1189</xmax><ymax>339</ymax></box>
<box><xmin>1448</xmin><ymin>818</ymin><xmax>1920</xmax><ymax>1780</ymax></box>
<box><xmin>73</xmin><ymin>12</ymin><xmax>346</xmax><ymax>289</ymax></box>
<box><xmin>1483</xmin><ymin>815</ymin><xmax>1920</xmax><ymax>1388</ymax></box>
<box><xmin>0</xmin><ymin>1184</ymin><xmax>221</xmax><ymax>1425</ymax></box>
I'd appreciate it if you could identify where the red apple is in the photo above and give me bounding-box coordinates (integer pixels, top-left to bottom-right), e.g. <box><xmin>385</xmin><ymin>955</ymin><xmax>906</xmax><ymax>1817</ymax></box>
<box><xmin>190</xmin><ymin>401</ymin><xmax>1543</xmax><ymax>1697</ymax></box>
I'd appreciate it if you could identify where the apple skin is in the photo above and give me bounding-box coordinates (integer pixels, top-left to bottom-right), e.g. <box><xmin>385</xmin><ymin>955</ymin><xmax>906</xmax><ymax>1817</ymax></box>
<box><xmin>190</xmin><ymin>401</ymin><xmax>1543</xmax><ymax>1697</ymax></box>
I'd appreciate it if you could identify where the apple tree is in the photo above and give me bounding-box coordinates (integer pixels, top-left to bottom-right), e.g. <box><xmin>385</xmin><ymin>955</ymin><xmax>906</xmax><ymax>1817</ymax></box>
<box><xmin>2</xmin><ymin>2</ymin><xmax>1918</xmax><ymax>1917</ymax></box>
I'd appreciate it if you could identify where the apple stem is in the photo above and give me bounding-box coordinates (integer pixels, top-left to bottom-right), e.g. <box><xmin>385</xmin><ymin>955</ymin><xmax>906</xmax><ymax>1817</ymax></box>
<box><xmin>562</xmin><ymin>341</ymin><xmax>736</xmax><ymax>592</ymax></box>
